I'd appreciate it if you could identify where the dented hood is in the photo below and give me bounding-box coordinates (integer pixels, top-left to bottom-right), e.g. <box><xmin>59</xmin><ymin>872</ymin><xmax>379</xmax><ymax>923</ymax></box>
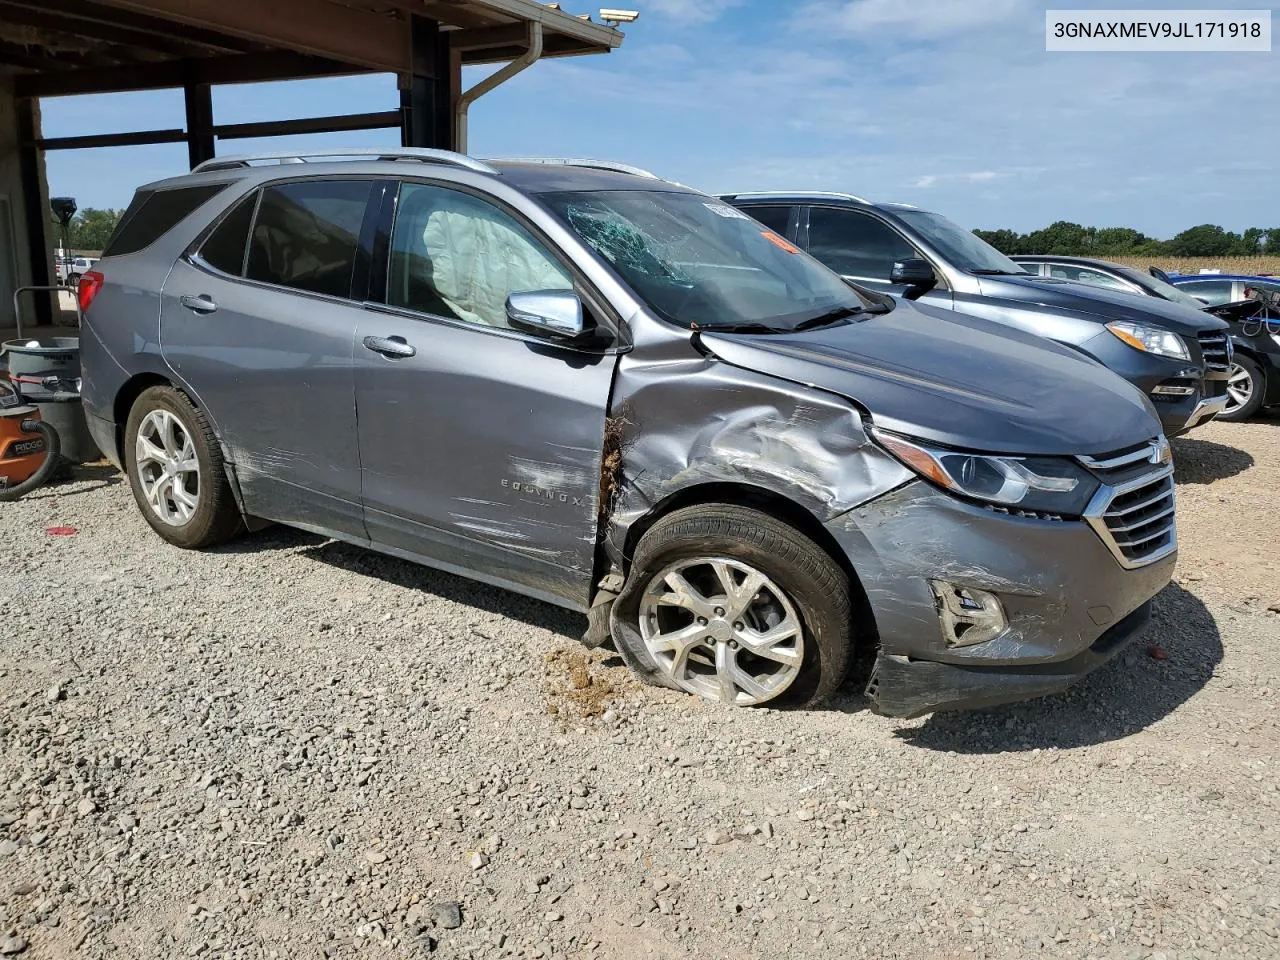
<box><xmin>698</xmin><ymin>303</ymin><xmax>1161</xmax><ymax>456</ymax></box>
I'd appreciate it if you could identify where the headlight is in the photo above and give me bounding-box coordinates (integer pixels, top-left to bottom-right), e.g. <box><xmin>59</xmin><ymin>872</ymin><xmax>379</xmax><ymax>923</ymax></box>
<box><xmin>874</xmin><ymin>430</ymin><xmax>1101</xmax><ymax>515</ymax></box>
<box><xmin>1106</xmin><ymin>321</ymin><xmax>1190</xmax><ymax>361</ymax></box>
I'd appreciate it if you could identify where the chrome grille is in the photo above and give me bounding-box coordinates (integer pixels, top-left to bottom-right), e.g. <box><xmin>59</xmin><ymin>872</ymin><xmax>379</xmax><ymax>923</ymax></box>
<box><xmin>1197</xmin><ymin>331</ymin><xmax>1231</xmax><ymax>372</ymax></box>
<box><xmin>1079</xmin><ymin>438</ymin><xmax>1177</xmax><ymax>569</ymax></box>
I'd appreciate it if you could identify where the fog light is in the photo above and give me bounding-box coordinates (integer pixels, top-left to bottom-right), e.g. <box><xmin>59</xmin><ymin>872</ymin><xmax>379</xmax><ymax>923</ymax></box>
<box><xmin>929</xmin><ymin>581</ymin><xmax>1007</xmax><ymax>648</ymax></box>
<box><xmin>1151</xmin><ymin>384</ymin><xmax>1195</xmax><ymax>397</ymax></box>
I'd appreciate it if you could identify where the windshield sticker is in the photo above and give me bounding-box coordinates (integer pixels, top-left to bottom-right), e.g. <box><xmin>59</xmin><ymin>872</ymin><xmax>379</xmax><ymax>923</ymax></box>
<box><xmin>761</xmin><ymin>231</ymin><xmax>801</xmax><ymax>254</ymax></box>
<box><xmin>703</xmin><ymin>202</ymin><xmax>752</xmax><ymax>220</ymax></box>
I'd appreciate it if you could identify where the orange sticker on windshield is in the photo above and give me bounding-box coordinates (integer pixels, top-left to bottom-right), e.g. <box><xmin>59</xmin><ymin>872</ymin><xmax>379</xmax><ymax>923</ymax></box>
<box><xmin>762</xmin><ymin>230</ymin><xmax>800</xmax><ymax>254</ymax></box>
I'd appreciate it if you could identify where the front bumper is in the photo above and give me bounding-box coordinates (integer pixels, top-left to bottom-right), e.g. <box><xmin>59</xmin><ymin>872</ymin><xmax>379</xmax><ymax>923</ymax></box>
<box><xmin>826</xmin><ymin>481</ymin><xmax>1175</xmax><ymax>717</ymax></box>
<box><xmin>1180</xmin><ymin>392</ymin><xmax>1228</xmax><ymax>431</ymax></box>
<box><xmin>1079</xmin><ymin>330</ymin><xmax>1229</xmax><ymax>436</ymax></box>
<box><xmin>867</xmin><ymin>601</ymin><xmax>1151</xmax><ymax>718</ymax></box>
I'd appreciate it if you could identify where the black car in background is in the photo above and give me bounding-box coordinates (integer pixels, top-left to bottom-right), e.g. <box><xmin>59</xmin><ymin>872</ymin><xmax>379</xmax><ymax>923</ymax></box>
<box><xmin>721</xmin><ymin>193</ymin><xmax>1232</xmax><ymax>437</ymax></box>
<box><xmin>1013</xmin><ymin>255</ymin><xmax>1280</xmax><ymax>421</ymax></box>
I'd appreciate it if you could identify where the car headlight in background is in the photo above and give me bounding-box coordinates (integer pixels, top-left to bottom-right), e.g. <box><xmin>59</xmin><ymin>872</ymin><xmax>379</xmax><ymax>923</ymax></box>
<box><xmin>1106</xmin><ymin>321</ymin><xmax>1190</xmax><ymax>361</ymax></box>
<box><xmin>874</xmin><ymin>430</ymin><xmax>1101</xmax><ymax>515</ymax></box>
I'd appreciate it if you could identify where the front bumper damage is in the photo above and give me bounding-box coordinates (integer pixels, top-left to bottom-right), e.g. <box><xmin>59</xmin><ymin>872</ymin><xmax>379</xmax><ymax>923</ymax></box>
<box><xmin>826</xmin><ymin>480</ymin><xmax>1176</xmax><ymax>718</ymax></box>
<box><xmin>866</xmin><ymin>601</ymin><xmax>1151</xmax><ymax>718</ymax></box>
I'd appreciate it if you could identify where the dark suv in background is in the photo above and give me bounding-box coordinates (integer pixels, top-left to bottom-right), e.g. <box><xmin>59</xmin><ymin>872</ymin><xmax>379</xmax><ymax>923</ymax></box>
<box><xmin>1011</xmin><ymin>255</ymin><xmax>1280</xmax><ymax>421</ymax></box>
<box><xmin>721</xmin><ymin>192</ymin><xmax>1232</xmax><ymax>437</ymax></box>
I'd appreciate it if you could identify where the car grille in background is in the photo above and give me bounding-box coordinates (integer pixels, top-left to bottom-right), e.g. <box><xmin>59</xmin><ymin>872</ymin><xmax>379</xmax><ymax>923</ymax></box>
<box><xmin>1197</xmin><ymin>331</ymin><xmax>1231</xmax><ymax>372</ymax></box>
<box><xmin>1078</xmin><ymin>438</ymin><xmax>1177</xmax><ymax>568</ymax></box>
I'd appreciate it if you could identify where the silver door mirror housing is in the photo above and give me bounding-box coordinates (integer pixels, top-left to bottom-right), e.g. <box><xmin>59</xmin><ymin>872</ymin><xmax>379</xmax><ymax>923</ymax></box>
<box><xmin>506</xmin><ymin>290</ymin><xmax>592</xmax><ymax>341</ymax></box>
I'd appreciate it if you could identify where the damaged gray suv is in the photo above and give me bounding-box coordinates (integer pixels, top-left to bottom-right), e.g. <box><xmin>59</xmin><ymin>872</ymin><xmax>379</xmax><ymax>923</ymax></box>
<box><xmin>80</xmin><ymin>150</ymin><xmax>1177</xmax><ymax>718</ymax></box>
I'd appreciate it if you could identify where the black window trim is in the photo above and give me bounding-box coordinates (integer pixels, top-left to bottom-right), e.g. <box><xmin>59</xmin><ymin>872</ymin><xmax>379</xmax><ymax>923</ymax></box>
<box><xmin>185</xmin><ymin>174</ymin><xmax>380</xmax><ymax>309</ymax></box>
<box><xmin>363</xmin><ymin>175</ymin><xmax>630</xmax><ymax>355</ymax></box>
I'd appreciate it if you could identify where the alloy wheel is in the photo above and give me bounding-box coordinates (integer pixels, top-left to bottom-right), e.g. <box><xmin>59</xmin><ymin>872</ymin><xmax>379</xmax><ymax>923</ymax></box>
<box><xmin>1224</xmin><ymin>362</ymin><xmax>1254</xmax><ymax>414</ymax></box>
<box><xmin>638</xmin><ymin>557</ymin><xmax>804</xmax><ymax>706</ymax></box>
<box><xmin>135</xmin><ymin>410</ymin><xmax>201</xmax><ymax>526</ymax></box>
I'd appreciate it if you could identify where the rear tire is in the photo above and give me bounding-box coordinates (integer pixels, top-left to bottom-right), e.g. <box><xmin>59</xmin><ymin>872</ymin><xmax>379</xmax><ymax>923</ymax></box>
<box><xmin>124</xmin><ymin>386</ymin><xmax>242</xmax><ymax>548</ymax></box>
<box><xmin>1220</xmin><ymin>355</ymin><xmax>1265</xmax><ymax>422</ymax></box>
<box><xmin>611</xmin><ymin>504</ymin><xmax>852</xmax><ymax>708</ymax></box>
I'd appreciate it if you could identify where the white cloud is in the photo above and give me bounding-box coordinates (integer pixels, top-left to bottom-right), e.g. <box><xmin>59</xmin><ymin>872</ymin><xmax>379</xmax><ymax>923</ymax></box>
<box><xmin>796</xmin><ymin>0</ymin><xmax>1030</xmax><ymax>37</ymax></box>
<box><xmin>636</xmin><ymin>0</ymin><xmax>744</xmax><ymax>25</ymax></box>
<box><xmin>482</xmin><ymin>3</ymin><xmax>1280</xmax><ymax>235</ymax></box>
<box><xmin>913</xmin><ymin>170</ymin><xmax>1011</xmax><ymax>188</ymax></box>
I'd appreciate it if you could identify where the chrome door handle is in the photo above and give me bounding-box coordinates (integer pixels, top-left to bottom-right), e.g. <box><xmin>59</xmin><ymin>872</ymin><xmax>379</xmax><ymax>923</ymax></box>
<box><xmin>363</xmin><ymin>335</ymin><xmax>416</xmax><ymax>359</ymax></box>
<box><xmin>179</xmin><ymin>294</ymin><xmax>218</xmax><ymax>315</ymax></box>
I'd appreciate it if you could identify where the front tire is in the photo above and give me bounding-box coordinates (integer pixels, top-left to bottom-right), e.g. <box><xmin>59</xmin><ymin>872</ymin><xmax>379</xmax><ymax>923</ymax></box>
<box><xmin>1220</xmin><ymin>355</ymin><xmax>1265</xmax><ymax>422</ymax></box>
<box><xmin>611</xmin><ymin>504</ymin><xmax>852</xmax><ymax>708</ymax></box>
<box><xmin>124</xmin><ymin>386</ymin><xmax>242</xmax><ymax>548</ymax></box>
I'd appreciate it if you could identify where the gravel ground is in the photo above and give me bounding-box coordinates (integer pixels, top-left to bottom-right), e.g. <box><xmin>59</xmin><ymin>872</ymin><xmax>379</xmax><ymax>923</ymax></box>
<box><xmin>1</xmin><ymin>416</ymin><xmax>1277</xmax><ymax>960</ymax></box>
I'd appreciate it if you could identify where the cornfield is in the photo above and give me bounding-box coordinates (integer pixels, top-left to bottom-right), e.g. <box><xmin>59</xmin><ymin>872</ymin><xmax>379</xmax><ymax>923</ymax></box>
<box><xmin>1107</xmin><ymin>256</ymin><xmax>1280</xmax><ymax>277</ymax></box>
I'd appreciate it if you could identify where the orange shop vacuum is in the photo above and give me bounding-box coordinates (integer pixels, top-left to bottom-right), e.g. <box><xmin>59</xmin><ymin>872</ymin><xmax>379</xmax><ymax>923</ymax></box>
<box><xmin>0</xmin><ymin>376</ymin><xmax>60</xmax><ymax>501</ymax></box>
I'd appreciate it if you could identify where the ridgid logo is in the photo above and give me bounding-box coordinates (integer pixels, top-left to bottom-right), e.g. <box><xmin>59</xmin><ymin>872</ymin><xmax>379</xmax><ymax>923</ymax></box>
<box><xmin>1046</xmin><ymin>9</ymin><xmax>1271</xmax><ymax>52</ymax></box>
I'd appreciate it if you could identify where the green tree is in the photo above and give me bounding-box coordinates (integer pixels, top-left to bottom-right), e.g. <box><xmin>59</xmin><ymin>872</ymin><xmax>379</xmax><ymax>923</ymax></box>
<box><xmin>973</xmin><ymin>228</ymin><xmax>1023</xmax><ymax>254</ymax></box>
<box><xmin>1237</xmin><ymin>227</ymin><xmax>1265</xmax><ymax>256</ymax></box>
<box><xmin>1166</xmin><ymin>224</ymin><xmax>1239</xmax><ymax>257</ymax></box>
<box><xmin>57</xmin><ymin>208</ymin><xmax>122</xmax><ymax>252</ymax></box>
<box><xmin>1093</xmin><ymin>227</ymin><xmax>1152</xmax><ymax>255</ymax></box>
<box><xmin>1023</xmin><ymin>221</ymin><xmax>1095</xmax><ymax>255</ymax></box>
<box><xmin>1263</xmin><ymin>229</ymin><xmax>1280</xmax><ymax>255</ymax></box>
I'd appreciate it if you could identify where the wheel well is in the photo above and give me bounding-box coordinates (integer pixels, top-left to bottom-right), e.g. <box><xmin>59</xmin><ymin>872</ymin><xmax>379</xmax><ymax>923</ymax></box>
<box><xmin>112</xmin><ymin>373</ymin><xmax>172</xmax><ymax>459</ymax></box>
<box><xmin>622</xmin><ymin>482</ymin><xmax>880</xmax><ymax>668</ymax></box>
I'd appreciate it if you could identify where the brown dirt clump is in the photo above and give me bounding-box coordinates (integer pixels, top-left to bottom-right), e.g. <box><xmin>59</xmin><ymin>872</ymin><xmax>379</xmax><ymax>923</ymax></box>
<box><xmin>544</xmin><ymin>646</ymin><xmax>622</xmax><ymax>718</ymax></box>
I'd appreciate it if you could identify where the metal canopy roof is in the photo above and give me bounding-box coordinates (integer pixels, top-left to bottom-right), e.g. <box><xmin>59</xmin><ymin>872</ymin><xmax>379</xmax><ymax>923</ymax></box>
<box><xmin>0</xmin><ymin>0</ymin><xmax>624</xmax><ymax>97</ymax></box>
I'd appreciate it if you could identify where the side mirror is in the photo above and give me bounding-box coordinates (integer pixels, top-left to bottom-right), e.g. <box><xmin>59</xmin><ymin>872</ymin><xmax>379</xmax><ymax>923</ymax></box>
<box><xmin>889</xmin><ymin>258</ymin><xmax>937</xmax><ymax>298</ymax></box>
<box><xmin>506</xmin><ymin>290</ymin><xmax>593</xmax><ymax>342</ymax></box>
<box><xmin>1148</xmin><ymin>266</ymin><xmax>1172</xmax><ymax>283</ymax></box>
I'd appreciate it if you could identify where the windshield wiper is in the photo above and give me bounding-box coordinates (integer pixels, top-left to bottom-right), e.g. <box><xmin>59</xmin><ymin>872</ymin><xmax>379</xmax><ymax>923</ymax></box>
<box><xmin>693</xmin><ymin>321</ymin><xmax>786</xmax><ymax>335</ymax></box>
<box><xmin>791</xmin><ymin>305</ymin><xmax>887</xmax><ymax>331</ymax></box>
<box><xmin>970</xmin><ymin>269</ymin><xmax>1026</xmax><ymax>276</ymax></box>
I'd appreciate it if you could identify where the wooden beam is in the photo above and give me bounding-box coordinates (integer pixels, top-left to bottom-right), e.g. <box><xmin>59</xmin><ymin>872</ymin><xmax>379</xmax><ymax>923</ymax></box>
<box><xmin>16</xmin><ymin>97</ymin><xmax>52</xmax><ymax>325</ymax></box>
<box><xmin>461</xmin><ymin>33</ymin><xmax>602</xmax><ymax>65</ymax></box>
<box><xmin>0</xmin><ymin>1</ymin><xmax>210</xmax><ymax>56</ymax></box>
<box><xmin>457</xmin><ymin>0</ymin><xmax>621</xmax><ymax>49</ymax></box>
<box><xmin>449</xmin><ymin>23</ymin><xmax>528</xmax><ymax>51</ymax></box>
<box><xmin>91</xmin><ymin>0</ymin><xmax>411</xmax><ymax>72</ymax></box>
<box><xmin>14</xmin><ymin>51</ymin><xmax>369</xmax><ymax>98</ymax></box>
<box><xmin>34</xmin><ymin>128</ymin><xmax>188</xmax><ymax>150</ymax></box>
<box><xmin>212</xmin><ymin>111</ymin><xmax>401</xmax><ymax>140</ymax></box>
<box><xmin>16</xmin><ymin>0</ymin><xmax>255</xmax><ymax>53</ymax></box>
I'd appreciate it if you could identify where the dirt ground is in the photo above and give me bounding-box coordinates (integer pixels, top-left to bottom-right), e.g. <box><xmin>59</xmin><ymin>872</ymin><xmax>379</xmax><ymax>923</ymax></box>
<box><xmin>0</xmin><ymin>414</ymin><xmax>1277</xmax><ymax>960</ymax></box>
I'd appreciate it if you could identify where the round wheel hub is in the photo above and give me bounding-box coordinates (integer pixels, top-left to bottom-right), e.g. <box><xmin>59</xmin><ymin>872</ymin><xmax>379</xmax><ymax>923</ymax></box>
<box><xmin>637</xmin><ymin>557</ymin><xmax>804</xmax><ymax>707</ymax></box>
<box><xmin>135</xmin><ymin>409</ymin><xmax>201</xmax><ymax>527</ymax></box>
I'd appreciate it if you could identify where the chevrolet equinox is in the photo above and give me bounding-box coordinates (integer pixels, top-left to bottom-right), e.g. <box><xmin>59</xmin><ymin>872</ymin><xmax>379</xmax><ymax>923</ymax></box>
<box><xmin>79</xmin><ymin>151</ymin><xmax>1177</xmax><ymax>717</ymax></box>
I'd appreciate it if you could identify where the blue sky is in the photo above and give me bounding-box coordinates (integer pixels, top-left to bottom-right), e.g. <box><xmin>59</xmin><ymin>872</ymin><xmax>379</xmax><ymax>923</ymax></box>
<box><xmin>40</xmin><ymin>0</ymin><xmax>1276</xmax><ymax>237</ymax></box>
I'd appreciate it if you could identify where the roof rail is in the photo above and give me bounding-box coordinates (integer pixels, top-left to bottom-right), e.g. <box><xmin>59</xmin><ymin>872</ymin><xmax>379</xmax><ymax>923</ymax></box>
<box><xmin>192</xmin><ymin>148</ymin><xmax>499</xmax><ymax>175</ymax></box>
<box><xmin>490</xmin><ymin>157</ymin><xmax>662</xmax><ymax>180</ymax></box>
<box><xmin>720</xmin><ymin>190</ymin><xmax>872</xmax><ymax>204</ymax></box>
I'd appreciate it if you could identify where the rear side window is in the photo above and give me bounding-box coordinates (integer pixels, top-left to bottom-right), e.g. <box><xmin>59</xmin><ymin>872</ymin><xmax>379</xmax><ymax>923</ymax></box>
<box><xmin>246</xmin><ymin>180</ymin><xmax>372</xmax><ymax>299</ymax></box>
<box><xmin>103</xmin><ymin>184</ymin><xmax>228</xmax><ymax>257</ymax></box>
<box><xmin>737</xmin><ymin>205</ymin><xmax>793</xmax><ymax>238</ymax></box>
<box><xmin>197</xmin><ymin>192</ymin><xmax>258</xmax><ymax>277</ymax></box>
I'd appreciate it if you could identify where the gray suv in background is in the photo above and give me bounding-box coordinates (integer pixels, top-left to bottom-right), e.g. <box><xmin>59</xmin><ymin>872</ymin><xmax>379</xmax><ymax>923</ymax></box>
<box><xmin>80</xmin><ymin>150</ymin><xmax>1175</xmax><ymax>718</ymax></box>
<box><xmin>721</xmin><ymin>192</ymin><xmax>1232</xmax><ymax>437</ymax></box>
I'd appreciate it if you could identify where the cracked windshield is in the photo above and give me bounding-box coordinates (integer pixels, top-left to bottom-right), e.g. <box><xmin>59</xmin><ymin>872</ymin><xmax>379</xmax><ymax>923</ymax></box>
<box><xmin>543</xmin><ymin>189</ymin><xmax>869</xmax><ymax>331</ymax></box>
